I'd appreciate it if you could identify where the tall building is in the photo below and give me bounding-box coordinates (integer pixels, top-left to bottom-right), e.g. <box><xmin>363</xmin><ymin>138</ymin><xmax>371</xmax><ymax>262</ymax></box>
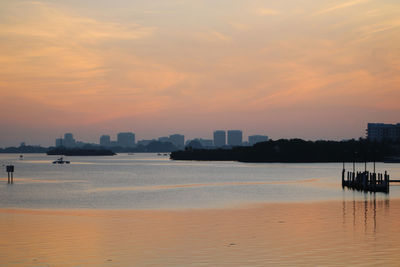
<box><xmin>100</xmin><ymin>135</ymin><xmax>111</xmax><ymax>147</ymax></box>
<box><xmin>117</xmin><ymin>132</ymin><xmax>135</xmax><ymax>147</ymax></box>
<box><xmin>169</xmin><ymin>134</ymin><xmax>185</xmax><ymax>148</ymax></box>
<box><xmin>213</xmin><ymin>130</ymin><xmax>226</xmax><ymax>147</ymax></box>
<box><xmin>227</xmin><ymin>130</ymin><xmax>243</xmax><ymax>146</ymax></box>
<box><xmin>249</xmin><ymin>135</ymin><xmax>269</xmax><ymax>145</ymax></box>
<box><xmin>367</xmin><ymin>123</ymin><xmax>400</xmax><ymax>142</ymax></box>
<box><xmin>55</xmin><ymin>138</ymin><xmax>63</xmax><ymax>147</ymax></box>
<box><xmin>63</xmin><ymin>133</ymin><xmax>76</xmax><ymax>147</ymax></box>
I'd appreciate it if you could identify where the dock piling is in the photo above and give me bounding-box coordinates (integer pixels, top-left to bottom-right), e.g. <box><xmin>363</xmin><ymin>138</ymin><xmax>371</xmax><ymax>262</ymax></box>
<box><xmin>6</xmin><ymin>165</ymin><xmax>14</xmax><ymax>184</ymax></box>
<box><xmin>341</xmin><ymin>163</ymin><xmax>390</xmax><ymax>193</ymax></box>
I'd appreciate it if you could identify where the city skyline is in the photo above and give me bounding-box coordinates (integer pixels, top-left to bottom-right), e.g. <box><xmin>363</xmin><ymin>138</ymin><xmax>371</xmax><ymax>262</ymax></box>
<box><xmin>1</xmin><ymin>0</ymin><xmax>400</xmax><ymax>146</ymax></box>
<box><xmin>0</xmin><ymin>122</ymin><xmax>397</xmax><ymax>148</ymax></box>
<box><xmin>52</xmin><ymin>130</ymin><xmax>269</xmax><ymax>148</ymax></box>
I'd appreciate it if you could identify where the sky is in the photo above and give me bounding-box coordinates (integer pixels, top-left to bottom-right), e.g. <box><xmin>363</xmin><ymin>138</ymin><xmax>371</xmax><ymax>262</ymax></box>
<box><xmin>0</xmin><ymin>0</ymin><xmax>399</xmax><ymax>146</ymax></box>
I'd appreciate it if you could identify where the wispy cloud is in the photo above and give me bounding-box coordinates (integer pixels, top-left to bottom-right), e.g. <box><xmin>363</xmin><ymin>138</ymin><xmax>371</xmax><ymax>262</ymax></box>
<box><xmin>195</xmin><ymin>30</ymin><xmax>232</xmax><ymax>43</ymax></box>
<box><xmin>314</xmin><ymin>0</ymin><xmax>369</xmax><ymax>15</ymax></box>
<box><xmin>0</xmin><ymin>2</ymin><xmax>157</xmax><ymax>42</ymax></box>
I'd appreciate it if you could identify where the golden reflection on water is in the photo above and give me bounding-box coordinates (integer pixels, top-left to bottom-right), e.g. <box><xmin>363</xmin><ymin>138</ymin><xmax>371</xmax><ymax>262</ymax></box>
<box><xmin>1</xmin><ymin>198</ymin><xmax>400</xmax><ymax>266</ymax></box>
<box><xmin>86</xmin><ymin>178</ymin><xmax>320</xmax><ymax>193</ymax></box>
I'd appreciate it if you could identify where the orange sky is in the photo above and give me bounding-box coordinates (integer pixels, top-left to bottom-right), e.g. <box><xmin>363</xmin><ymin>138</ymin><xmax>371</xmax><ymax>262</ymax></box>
<box><xmin>1</xmin><ymin>0</ymin><xmax>399</xmax><ymax>146</ymax></box>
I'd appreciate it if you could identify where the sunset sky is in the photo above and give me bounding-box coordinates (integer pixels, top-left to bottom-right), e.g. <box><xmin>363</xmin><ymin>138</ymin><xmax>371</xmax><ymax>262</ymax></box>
<box><xmin>1</xmin><ymin>0</ymin><xmax>399</xmax><ymax>146</ymax></box>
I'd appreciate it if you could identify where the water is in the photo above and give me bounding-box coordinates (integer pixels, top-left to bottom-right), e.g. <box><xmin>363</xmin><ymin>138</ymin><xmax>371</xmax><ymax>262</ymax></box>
<box><xmin>2</xmin><ymin>153</ymin><xmax>400</xmax><ymax>266</ymax></box>
<box><xmin>1</xmin><ymin>153</ymin><xmax>400</xmax><ymax>209</ymax></box>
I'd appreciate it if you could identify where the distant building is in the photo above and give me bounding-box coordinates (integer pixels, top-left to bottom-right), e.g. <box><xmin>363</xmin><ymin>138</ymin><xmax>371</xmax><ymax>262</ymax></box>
<box><xmin>198</xmin><ymin>139</ymin><xmax>213</xmax><ymax>147</ymax></box>
<box><xmin>367</xmin><ymin>123</ymin><xmax>400</xmax><ymax>142</ymax></box>
<box><xmin>100</xmin><ymin>135</ymin><xmax>111</xmax><ymax>147</ymax></box>
<box><xmin>169</xmin><ymin>134</ymin><xmax>185</xmax><ymax>148</ymax></box>
<box><xmin>110</xmin><ymin>141</ymin><xmax>119</xmax><ymax>147</ymax></box>
<box><xmin>55</xmin><ymin>138</ymin><xmax>63</xmax><ymax>147</ymax></box>
<box><xmin>117</xmin><ymin>132</ymin><xmax>135</xmax><ymax>147</ymax></box>
<box><xmin>248</xmin><ymin>135</ymin><xmax>269</xmax><ymax>145</ymax></box>
<box><xmin>227</xmin><ymin>130</ymin><xmax>243</xmax><ymax>146</ymax></box>
<box><xmin>158</xmin><ymin>136</ymin><xmax>170</xmax><ymax>143</ymax></box>
<box><xmin>63</xmin><ymin>133</ymin><xmax>76</xmax><ymax>147</ymax></box>
<box><xmin>213</xmin><ymin>130</ymin><xmax>226</xmax><ymax>147</ymax></box>
<box><xmin>137</xmin><ymin>139</ymin><xmax>155</xmax><ymax>146</ymax></box>
<box><xmin>186</xmin><ymin>139</ymin><xmax>213</xmax><ymax>148</ymax></box>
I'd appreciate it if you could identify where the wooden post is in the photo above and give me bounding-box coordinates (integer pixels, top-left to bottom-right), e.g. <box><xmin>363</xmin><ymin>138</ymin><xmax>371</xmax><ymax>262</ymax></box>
<box><xmin>6</xmin><ymin>165</ymin><xmax>14</xmax><ymax>184</ymax></box>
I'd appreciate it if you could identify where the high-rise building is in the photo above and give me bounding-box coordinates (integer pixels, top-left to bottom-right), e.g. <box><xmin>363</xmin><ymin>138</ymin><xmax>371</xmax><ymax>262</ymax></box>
<box><xmin>117</xmin><ymin>132</ymin><xmax>135</xmax><ymax>147</ymax></box>
<box><xmin>213</xmin><ymin>130</ymin><xmax>226</xmax><ymax>147</ymax></box>
<box><xmin>248</xmin><ymin>135</ymin><xmax>269</xmax><ymax>145</ymax></box>
<box><xmin>63</xmin><ymin>133</ymin><xmax>76</xmax><ymax>147</ymax></box>
<box><xmin>55</xmin><ymin>138</ymin><xmax>63</xmax><ymax>147</ymax></box>
<box><xmin>169</xmin><ymin>134</ymin><xmax>185</xmax><ymax>148</ymax></box>
<box><xmin>227</xmin><ymin>130</ymin><xmax>243</xmax><ymax>146</ymax></box>
<box><xmin>100</xmin><ymin>135</ymin><xmax>111</xmax><ymax>147</ymax></box>
<box><xmin>367</xmin><ymin>123</ymin><xmax>400</xmax><ymax>142</ymax></box>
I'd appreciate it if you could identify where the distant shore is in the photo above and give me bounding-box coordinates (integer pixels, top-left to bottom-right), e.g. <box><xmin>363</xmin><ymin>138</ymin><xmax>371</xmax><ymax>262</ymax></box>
<box><xmin>170</xmin><ymin>139</ymin><xmax>400</xmax><ymax>163</ymax></box>
<box><xmin>47</xmin><ymin>147</ymin><xmax>116</xmax><ymax>156</ymax></box>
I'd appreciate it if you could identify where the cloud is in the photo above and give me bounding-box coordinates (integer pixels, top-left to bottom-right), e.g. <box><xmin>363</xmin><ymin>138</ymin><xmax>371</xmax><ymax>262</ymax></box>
<box><xmin>314</xmin><ymin>0</ymin><xmax>369</xmax><ymax>15</ymax></box>
<box><xmin>0</xmin><ymin>2</ymin><xmax>156</xmax><ymax>42</ymax></box>
<box><xmin>256</xmin><ymin>8</ymin><xmax>280</xmax><ymax>16</ymax></box>
<box><xmin>195</xmin><ymin>30</ymin><xmax>232</xmax><ymax>43</ymax></box>
<box><xmin>0</xmin><ymin>1</ymin><xmax>158</xmax><ymax>91</ymax></box>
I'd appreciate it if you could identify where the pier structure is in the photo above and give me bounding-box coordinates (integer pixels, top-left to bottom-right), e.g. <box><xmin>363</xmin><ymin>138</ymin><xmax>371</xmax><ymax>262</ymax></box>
<box><xmin>342</xmin><ymin>166</ymin><xmax>389</xmax><ymax>193</ymax></box>
<box><xmin>6</xmin><ymin>165</ymin><xmax>14</xmax><ymax>184</ymax></box>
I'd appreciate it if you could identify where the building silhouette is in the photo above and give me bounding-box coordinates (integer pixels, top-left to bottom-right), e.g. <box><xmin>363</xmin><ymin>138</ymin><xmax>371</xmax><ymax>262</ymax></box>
<box><xmin>186</xmin><ymin>138</ymin><xmax>213</xmax><ymax>148</ymax></box>
<box><xmin>63</xmin><ymin>133</ymin><xmax>76</xmax><ymax>147</ymax></box>
<box><xmin>55</xmin><ymin>138</ymin><xmax>63</xmax><ymax>147</ymax></box>
<box><xmin>158</xmin><ymin>136</ymin><xmax>170</xmax><ymax>142</ymax></box>
<box><xmin>227</xmin><ymin>130</ymin><xmax>242</xmax><ymax>146</ymax></box>
<box><xmin>55</xmin><ymin>133</ymin><xmax>76</xmax><ymax>147</ymax></box>
<box><xmin>367</xmin><ymin>123</ymin><xmax>400</xmax><ymax>142</ymax></box>
<box><xmin>169</xmin><ymin>134</ymin><xmax>185</xmax><ymax>148</ymax></box>
<box><xmin>117</xmin><ymin>132</ymin><xmax>135</xmax><ymax>147</ymax></box>
<box><xmin>213</xmin><ymin>130</ymin><xmax>226</xmax><ymax>147</ymax></box>
<box><xmin>137</xmin><ymin>139</ymin><xmax>155</xmax><ymax>146</ymax></box>
<box><xmin>248</xmin><ymin>135</ymin><xmax>269</xmax><ymax>145</ymax></box>
<box><xmin>100</xmin><ymin>135</ymin><xmax>111</xmax><ymax>147</ymax></box>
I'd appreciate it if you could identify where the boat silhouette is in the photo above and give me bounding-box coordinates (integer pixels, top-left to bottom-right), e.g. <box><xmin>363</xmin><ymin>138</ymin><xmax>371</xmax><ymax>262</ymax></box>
<box><xmin>52</xmin><ymin>157</ymin><xmax>70</xmax><ymax>164</ymax></box>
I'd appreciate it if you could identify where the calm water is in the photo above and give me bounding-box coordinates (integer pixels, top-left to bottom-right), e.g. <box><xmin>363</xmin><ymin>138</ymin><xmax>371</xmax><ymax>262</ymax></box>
<box><xmin>2</xmin><ymin>153</ymin><xmax>400</xmax><ymax>266</ymax></box>
<box><xmin>1</xmin><ymin>153</ymin><xmax>400</xmax><ymax>209</ymax></box>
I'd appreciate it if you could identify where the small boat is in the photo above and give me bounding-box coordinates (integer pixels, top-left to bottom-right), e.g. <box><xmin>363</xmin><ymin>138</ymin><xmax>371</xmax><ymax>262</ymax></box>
<box><xmin>52</xmin><ymin>157</ymin><xmax>70</xmax><ymax>164</ymax></box>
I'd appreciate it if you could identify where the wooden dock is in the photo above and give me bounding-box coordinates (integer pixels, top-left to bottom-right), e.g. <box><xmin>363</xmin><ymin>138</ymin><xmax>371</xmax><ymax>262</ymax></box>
<box><xmin>342</xmin><ymin>169</ymin><xmax>390</xmax><ymax>193</ymax></box>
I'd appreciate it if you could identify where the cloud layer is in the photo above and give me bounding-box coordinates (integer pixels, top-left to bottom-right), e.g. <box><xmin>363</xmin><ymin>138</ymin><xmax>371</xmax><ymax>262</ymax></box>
<box><xmin>0</xmin><ymin>0</ymin><xmax>399</xmax><ymax>145</ymax></box>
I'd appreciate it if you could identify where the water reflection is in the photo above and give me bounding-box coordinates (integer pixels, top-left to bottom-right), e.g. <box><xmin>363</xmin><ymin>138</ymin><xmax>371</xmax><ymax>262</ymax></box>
<box><xmin>343</xmin><ymin>193</ymin><xmax>390</xmax><ymax>235</ymax></box>
<box><xmin>2</xmin><ymin>199</ymin><xmax>400</xmax><ymax>266</ymax></box>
